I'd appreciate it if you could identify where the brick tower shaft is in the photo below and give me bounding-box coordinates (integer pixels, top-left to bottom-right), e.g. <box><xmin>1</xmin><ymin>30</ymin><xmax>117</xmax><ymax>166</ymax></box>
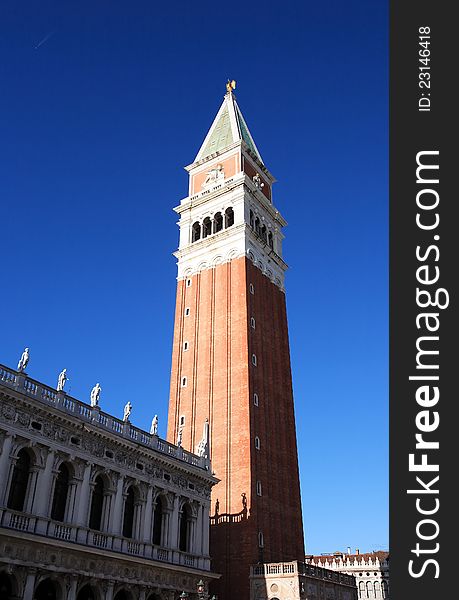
<box><xmin>167</xmin><ymin>85</ymin><xmax>304</xmax><ymax>600</ymax></box>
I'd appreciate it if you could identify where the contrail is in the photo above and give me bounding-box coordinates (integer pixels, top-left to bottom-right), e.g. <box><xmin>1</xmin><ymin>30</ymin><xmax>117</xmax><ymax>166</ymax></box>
<box><xmin>34</xmin><ymin>31</ymin><xmax>55</xmax><ymax>50</ymax></box>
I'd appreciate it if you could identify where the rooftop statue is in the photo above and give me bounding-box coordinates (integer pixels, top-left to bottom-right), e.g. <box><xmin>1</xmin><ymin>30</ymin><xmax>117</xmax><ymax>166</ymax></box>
<box><xmin>90</xmin><ymin>383</ymin><xmax>101</xmax><ymax>407</ymax></box>
<box><xmin>123</xmin><ymin>401</ymin><xmax>132</xmax><ymax>422</ymax></box>
<box><xmin>17</xmin><ymin>348</ymin><xmax>29</xmax><ymax>373</ymax></box>
<box><xmin>150</xmin><ymin>414</ymin><xmax>158</xmax><ymax>435</ymax></box>
<box><xmin>57</xmin><ymin>368</ymin><xmax>68</xmax><ymax>392</ymax></box>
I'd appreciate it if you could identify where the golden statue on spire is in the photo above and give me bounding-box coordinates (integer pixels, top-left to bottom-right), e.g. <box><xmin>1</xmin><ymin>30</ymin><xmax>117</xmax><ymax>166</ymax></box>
<box><xmin>226</xmin><ymin>79</ymin><xmax>236</xmax><ymax>93</ymax></box>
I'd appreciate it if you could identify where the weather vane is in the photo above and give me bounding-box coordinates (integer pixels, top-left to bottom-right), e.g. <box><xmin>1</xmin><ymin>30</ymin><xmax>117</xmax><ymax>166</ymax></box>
<box><xmin>226</xmin><ymin>79</ymin><xmax>236</xmax><ymax>93</ymax></box>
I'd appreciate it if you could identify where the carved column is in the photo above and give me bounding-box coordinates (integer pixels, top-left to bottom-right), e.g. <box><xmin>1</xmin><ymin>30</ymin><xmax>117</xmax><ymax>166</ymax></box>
<box><xmin>22</xmin><ymin>568</ymin><xmax>37</xmax><ymax>600</ymax></box>
<box><xmin>104</xmin><ymin>581</ymin><xmax>115</xmax><ymax>600</ymax></box>
<box><xmin>143</xmin><ymin>485</ymin><xmax>153</xmax><ymax>542</ymax></box>
<box><xmin>24</xmin><ymin>466</ymin><xmax>40</xmax><ymax>514</ymax></box>
<box><xmin>195</xmin><ymin>503</ymin><xmax>203</xmax><ymax>556</ymax></box>
<box><xmin>33</xmin><ymin>449</ymin><xmax>55</xmax><ymax>516</ymax></box>
<box><xmin>76</xmin><ymin>462</ymin><xmax>92</xmax><ymax>526</ymax></box>
<box><xmin>67</xmin><ymin>576</ymin><xmax>79</xmax><ymax>600</ymax></box>
<box><xmin>202</xmin><ymin>500</ymin><xmax>210</xmax><ymax>557</ymax></box>
<box><xmin>0</xmin><ymin>433</ymin><xmax>13</xmax><ymax>506</ymax></box>
<box><xmin>111</xmin><ymin>474</ymin><xmax>124</xmax><ymax>535</ymax></box>
<box><xmin>169</xmin><ymin>494</ymin><xmax>180</xmax><ymax>550</ymax></box>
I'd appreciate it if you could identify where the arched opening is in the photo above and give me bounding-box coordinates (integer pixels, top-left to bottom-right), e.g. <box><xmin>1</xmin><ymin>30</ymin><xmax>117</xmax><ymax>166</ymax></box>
<box><xmin>76</xmin><ymin>585</ymin><xmax>97</xmax><ymax>600</ymax></box>
<box><xmin>225</xmin><ymin>207</ymin><xmax>234</xmax><ymax>228</ymax></box>
<box><xmin>381</xmin><ymin>580</ymin><xmax>388</xmax><ymax>597</ymax></box>
<box><xmin>0</xmin><ymin>572</ymin><xmax>16</xmax><ymax>600</ymax></box>
<box><xmin>213</xmin><ymin>212</ymin><xmax>223</xmax><ymax>233</ymax></box>
<box><xmin>51</xmin><ymin>463</ymin><xmax>70</xmax><ymax>522</ymax></box>
<box><xmin>202</xmin><ymin>217</ymin><xmax>212</xmax><ymax>238</ymax></box>
<box><xmin>122</xmin><ymin>486</ymin><xmax>136</xmax><ymax>538</ymax></box>
<box><xmin>34</xmin><ymin>579</ymin><xmax>58</xmax><ymax>600</ymax></box>
<box><xmin>179</xmin><ymin>502</ymin><xmax>191</xmax><ymax>552</ymax></box>
<box><xmin>260</xmin><ymin>225</ymin><xmax>267</xmax><ymax>242</ymax></box>
<box><xmin>254</xmin><ymin>217</ymin><xmax>260</xmax><ymax>235</ymax></box>
<box><xmin>113</xmin><ymin>590</ymin><xmax>130</xmax><ymax>600</ymax></box>
<box><xmin>7</xmin><ymin>448</ymin><xmax>32</xmax><ymax>511</ymax></box>
<box><xmin>268</xmin><ymin>231</ymin><xmax>274</xmax><ymax>249</ymax></box>
<box><xmin>366</xmin><ymin>580</ymin><xmax>374</xmax><ymax>599</ymax></box>
<box><xmin>152</xmin><ymin>496</ymin><xmax>164</xmax><ymax>546</ymax></box>
<box><xmin>191</xmin><ymin>221</ymin><xmax>201</xmax><ymax>243</ymax></box>
<box><xmin>249</xmin><ymin>210</ymin><xmax>254</xmax><ymax>229</ymax></box>
<box><xmin>88</xmin><ymin>475</ymin><xmax>105</xmax><ymax>531</ymax></box>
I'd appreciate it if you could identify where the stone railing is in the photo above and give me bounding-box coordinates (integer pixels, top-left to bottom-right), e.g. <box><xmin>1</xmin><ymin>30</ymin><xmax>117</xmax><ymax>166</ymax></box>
<box><xmin>0</xmin><ymin>507</ymin><xmax>209</xmax><ymax>571</ymax></box>
<box><xmin>250</xmin><ymin>561</ymin><xmax>357</xmax><ymax>588</ymax></box>
<box><xmin>0</xmin><ymin>363</ymin><xmax>209</xmax><ymax>471</ymax></box>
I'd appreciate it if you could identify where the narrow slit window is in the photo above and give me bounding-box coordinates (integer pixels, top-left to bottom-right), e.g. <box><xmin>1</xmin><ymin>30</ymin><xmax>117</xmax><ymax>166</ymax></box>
<box><xmin>185</xmin><ymin>307</ymin><xmax>190</xmax><ymax>317</ymax></box>
<box><xmin>250</xmin><ymin>317</ymin><xmax>256</xmax><ymax>329</ymax></box>
<box><xmin>186</xmin><ymin>279</ymin><xmax>192</xmax><ymax>287</ymax></box>
<box><xmin>181</xmin><ymin>377</ymin><xmax>187</xmax><ymax>387</ymax></box>
<box><xmin>249</xmin><ymin>283</ymin><xmax>255</xmax><ymax>295</ymax></box>
<box><xmin>253</xmin><ymin>393</ymin><xmax>259</xmax><ymax>406</ymax></box>
<box><xmin>183</xmin><ymin>341</ymin><xmax>189</xmax><ymax>351</ymax></box>
<box><xmin>256</xmin><ymin>481</ymin><xmax>262</xmax><ymax>496</ymax></box>
<box><xmin>255</xmin><ymin>436</ymin><xmax>260</xmax><ymax>450</ymax></box>
<box><xmin>252</xmin><ymin>354</ymin><xmax>257</xmax><ymax>366</ymax></box>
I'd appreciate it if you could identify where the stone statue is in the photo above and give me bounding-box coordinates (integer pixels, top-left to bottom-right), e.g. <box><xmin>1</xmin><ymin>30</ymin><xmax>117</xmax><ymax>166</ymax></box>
<box><xmin>150</xmin><ymin>414</ymin><xmax>158</xmax><ymax>435</ymax></box>
<box><xmin>123</xmin><ymin>401</ymin><xmax>132</xmax><ymax>422</ymax></box>
<box><xmin>253</xmin><ymin>173</ymin><xmax>265</xmax><ymax>189</ymax></box>
<box><xmin>57</xmin><ymin>368</ymin><xmax>67</xmax><ymax>392</ymax></box>
<box><xmin>90</xmin><ymin>383</ymin><xmax>101</xmax><ymax>407</ymax></box>
<box><xmin>17</xmin><ymin>348</ymin><xmax>29</xmax><ymax>372</ymax></box>
<box><xmin>215</xmin><ymin>498</ymin><xmax>220</xmax><ymax>515</ymax></box>
<box><xmin>177</xmin><ymin>426</ymin><xmax>183</xmax><ymax>447</ymax></box>
<box><xmin>196</xmin><ymin>418</ymin><xmax>209</xmax><ymax>458</ymax></box>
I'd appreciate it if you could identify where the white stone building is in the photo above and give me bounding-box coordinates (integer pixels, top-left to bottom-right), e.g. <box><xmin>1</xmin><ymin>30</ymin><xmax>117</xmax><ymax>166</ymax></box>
<box><xmin>250</xmin><ymin>561</ymin><xmax>357</xmax><ymax>600</ymax></box>
<box><xmin>0</xmin><ymin>362</ymin><xmax>219</xmax><ymax>600</ymax></box>
<box><xmin>305</xmin><ymin>551</ymin><xmax>389</xmax><ymax>600</ymax></box>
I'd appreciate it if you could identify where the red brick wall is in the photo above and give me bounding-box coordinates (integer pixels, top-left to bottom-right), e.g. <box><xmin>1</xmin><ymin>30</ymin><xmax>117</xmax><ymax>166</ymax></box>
<box><xmin>167</xmin><ymin>256</ymin><xmax>304</xmax><ymax>600</ymax></box>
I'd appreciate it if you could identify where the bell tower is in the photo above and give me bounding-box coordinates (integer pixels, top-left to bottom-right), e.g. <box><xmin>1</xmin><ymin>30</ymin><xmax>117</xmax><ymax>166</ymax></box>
<box><xmin>167</xmin><ymin>83</ymin><xmax>304</xmax><ymax>600</ymax></box>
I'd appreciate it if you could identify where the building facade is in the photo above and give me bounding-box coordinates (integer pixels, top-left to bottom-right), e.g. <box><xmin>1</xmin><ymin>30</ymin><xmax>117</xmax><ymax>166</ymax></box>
<box><xmin>0</xmin><ymin>363</ymin><xmax>219</xmax><ymax>600</ymax></box>
<box><xmin>250</xmin><ymin>561</ymin><xmax>357</xmax><ymax>600</ymax></box>
<box><xmin>305</xmin><ymin>552</ymin><xmax>389</xmax><ymax>600</ymax></box>
<box><xmin>166</xmin><ymin>85</ymin><xmax>304</xmax><ymax>600</ymax></box>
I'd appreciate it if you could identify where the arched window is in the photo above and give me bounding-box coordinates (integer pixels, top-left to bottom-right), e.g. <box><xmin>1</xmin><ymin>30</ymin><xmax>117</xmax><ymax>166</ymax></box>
<box><xmin>254</xmin><ymin>217</ymin><xmax>260</xmax><ymax>235</ymax></box>
<box><xmin>381</xmin><ymin>580</ymin><xmax>388</xmax><ymax>597</ymax></box>
<box><xmin>366</xmin><ymin>580</ymin><xmax>374</xmax><ymax>598</ymax></box>
<box><xmin>268</xmin><ymin>232</ymin><xmax>274</xmax><ymax>249</ymax></box>
<box><xmin>192</xmin><ymin>222</ymin><xmax>201</xmax><ymax>243</ymax></box>
<box><xmin>77</xmin><ymin>585</ymin><xmax>97</xmax><ymax>600</ymax></box>
<box><xmin>261</xmin><ymin>225</ymin><xmax>267</xmax><ymax>242</ymax></box>
<box><xmin>122</xmin><ymin>486</ymin><xmax>136</xmax><ymax>538</ymax></box>
<box><xmin>214</xmin><ymin>212</ymin><xmax>223</xmax><ymax>233</ymax></box>
<box><xmin>179</xmin><ymin>502</ymin><xmax>191</xmax><ymax>552</ymax></box>
<box><xmin>0</xmin><ymin>572</ymin><xmax>15</xmax><ymax>600</ymax></box>
<box><xmin>225</xmin><ymin>207</ymin><xmax>234</xmax><ymax>228</ymax></box>
<box><xmin>51</xmin><ymin>463</ymin><xmax>70</xmax><ymax>522</ymax></box>
<box><xmin>152</xmin><ymin>496</ymin><xmax>164</xmax><ymax>546</ymax></box>
<box><xmin>89</xmin><ymin>475</ymin><xmax>105</xmax><ymax>531</ymax></box>
<box><xmin>250</xmin><ymin>210</ymin><xmax>254</xmax><ymax>228</ymax></box>
<box><xmin>7</xmin><ymin>448</ymin><xmax>31</xmax><ymax>511</ymax></box>
<box><xmin>203</xmin><ymin>217</ymin><xmax>212</xmax><ymax>238</ymax></box>
<box><xmin>34</xmin><ymin>579</ymin><xmax>58</xmax><ymax>600</ymax></box>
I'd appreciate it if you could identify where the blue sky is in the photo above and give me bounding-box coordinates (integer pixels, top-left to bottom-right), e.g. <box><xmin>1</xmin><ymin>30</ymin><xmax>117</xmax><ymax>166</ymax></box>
<box><xmin>0</xmin><ymin>1</ymin><xmax>388</xmax><ymax>554</ymax></box>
